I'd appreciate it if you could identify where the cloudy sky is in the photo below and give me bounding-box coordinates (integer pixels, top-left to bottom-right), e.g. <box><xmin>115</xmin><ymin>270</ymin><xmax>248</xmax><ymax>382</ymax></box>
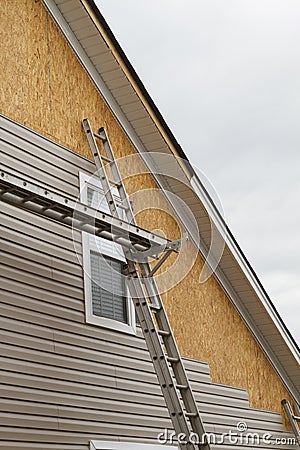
<box><xmin>96</xmin><ymin>0</ymin><xmax>300</xmax><ymax>344</ymax></box>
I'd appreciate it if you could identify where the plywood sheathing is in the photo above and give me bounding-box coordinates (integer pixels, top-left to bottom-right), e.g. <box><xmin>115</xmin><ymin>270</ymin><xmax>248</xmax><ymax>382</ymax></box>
<box><xmin>165</xmin><ymin>253</ymin><xmax>295</xmax><ymax>428</ymax></box>
<box><xmin>0</xmin><ymin>0</ymin><xmax>295</xmax><ymax>426</ymax></box>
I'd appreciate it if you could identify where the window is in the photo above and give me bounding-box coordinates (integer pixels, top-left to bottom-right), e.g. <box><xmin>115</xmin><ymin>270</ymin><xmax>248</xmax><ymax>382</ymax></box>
<box><xmin>80</xmin><ymin>172</ymin><xmax>135</xmax><ymax>334</ymax></box>
<box><xmin>90</xmin><ymin>442</ymin><xmax>178</xmax><ymax>450</ymax></box>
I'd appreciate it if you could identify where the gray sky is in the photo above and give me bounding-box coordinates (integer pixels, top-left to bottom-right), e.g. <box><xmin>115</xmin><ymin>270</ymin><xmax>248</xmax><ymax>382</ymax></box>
<box><xmin>96</xmin><ymin>0</ymin><xmax>300</xmax><ymax>344</ymax></box>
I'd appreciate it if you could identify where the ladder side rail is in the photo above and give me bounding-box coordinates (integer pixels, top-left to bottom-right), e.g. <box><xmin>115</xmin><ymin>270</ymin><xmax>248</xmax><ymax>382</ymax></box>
<box><xmin>282</xmin><ymin>400</ymin><xmax>300</xmax><ymax>446</ymax></box>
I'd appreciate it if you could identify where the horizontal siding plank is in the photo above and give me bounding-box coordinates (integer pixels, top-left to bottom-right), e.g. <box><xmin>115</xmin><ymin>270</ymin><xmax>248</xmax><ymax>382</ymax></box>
<box><xmin>0</xmin><ymin>240</ymin><xmax>81</xmax><ymax>276</ymax></box>
<box><xmin>0</xmin><ymin>397</ymin><xmax>282</xmax><ymax>434</ymax></box>
<box><xmin>1</xmin><ymin>201</ymin><xmax>82</xmax><ymax>243</ymax></box>
<box><xmin>0</xmin><ymin>357</ymin><xmax>117</xmax><ymax>389</ymax></box>
<box><xmin>1</xmin><ymin>156</ymin><xmax>78</xmax><ymax>198</ymax></box>
<box><xmin>183</xmin><ymin>358</ymin><xmax>211</xmax><ymax>375</ymax></box>
<box><xmin>0</xmin><ymin>350</ymin><xmax>164</xmax><ymax>392</ymax></box>
<box><xmin>1</xmin><ymin>115</ymin><xmax>94</xmax><ymax>172</ymax></box>
<box><xmin>1</xmin><ymin>252</ymin><xmax>83</xmax><ymax>289</ymax></box>
<box><xmin>0</xmin><ymin>401</ymin><xmax>171</xmax><ymax>429</ymax></box>
<box><xmin>0</xmin><ymin>329</ymin><xmax>153</xmax><ymax>372</ymax></box>
<box><xmin>0</xmin><ymin>253</ymin><xmax>83</xmax><ymax>290</ymax></box>
<box><xmin>0</xmin><ymin>385</ymin><xmax>167</xmax><ymax>417</ymax></box>
<box><xmin>0</xmin><ymin>427</ymin><xmax>162</xmax><ymax>443</ymax></box>
<box><xmin>0</xmin><ymin>317</ymin><xmax>54</xmax><ymax>341</ymax></box>
<box><xmin>0</xmin><ymin>289</ymin><xmax>84</xmax><ymax>321</ymax></box>
<box><xmin>0</xmin><ymin>346</ymin><xmax>116</xmax><ymax>378</ymax></box>
<box><xmin>196</xmin><ymin>402</ymin><xmax>283</xmax><ymax>425</ymax></box>
<box><xmin>1</xmin><ymin>251</ymin><xmax>53</xmax><ymax>279</ymax></box>
<box><xmin>0</xmin><ymin>356</ymin><xmax>169</xmax><ymax>399</ymax></box>
<box><xmin>1</xmin><ymin>264</ymin><xmax>83</xmax><ymax>300</ymax></box>
<box><xmin>0</xmin><ymin>303</ymin><xmax>146</xmax><ymax>349</ymax></box>
<box><xmin>0</xmin><ymin>332</ymin><xmax>55</xmax><ymax>353</ymax></box>
<box><xmin>2</xmin><ymin>227</ymin><xmax>80</xmax><ymax>264</ymax></box>
<box><xmin>0</xmin><ymin>372</ymin><xmax>165</xmax><ymax>408</ymax></box>
<box><xmin>203</xmin><ymin>412</ymin><xmax>284</xmax><ymax>432</ymax></box>
<box><xmin>1</xmin><ymin>216</ymin><xmax>79</xmax><ymax>252</ymax></box>
<box><xmin>1</xmin><ymin>138</ymin><xmax>78</xmax><ymax>186</ymax></box>
<box><xmin>191</xmin><ymin>381</ymin><xmax>249</xmax><ymax>401</ymax></box>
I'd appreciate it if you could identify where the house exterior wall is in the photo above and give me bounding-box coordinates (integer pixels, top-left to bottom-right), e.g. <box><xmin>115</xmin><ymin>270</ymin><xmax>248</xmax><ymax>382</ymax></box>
<box><xmin>1</xmin><ymin>115</ymin><xmax>297</xmax><ymax>449</ymax></box>
<box><xmin>0</xmin><ymin>0</ymin><xmax>295</xmax><ymax>424</ymax></box>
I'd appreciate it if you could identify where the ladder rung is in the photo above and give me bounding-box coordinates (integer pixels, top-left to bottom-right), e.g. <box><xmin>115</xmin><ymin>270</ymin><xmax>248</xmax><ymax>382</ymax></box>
<box><xmin>117</xmin><ymin>203</ymin><xmax>129</xmax><ymax>210</ymax></box>
<box><xmin>149</xmin><ymin>304</ymin><xmax>161</xmax><ymax>312</ymax></box>
<box><xmin>108</xmin><ymin>178</ymin><xmax>121</xmax><ymax>187</ymax></box>
<box><xmin>101</xmin><ymin>155</ymin><xmax>112</xmax><ymax>163</ymax></box>
<box><xmin>186</xmin><ymin>412</ymin><xmax>198</xmax><ymax>418</ymax></box>
<box><xmin>61</xmin><ymin>211</ymin><xmax>73</xmax><ymax>219</ymax></box>
<box><xmin>22</xmin><ymin>194</ymin><xmax>37</xmax><ymax>203</ymax></box>
<box><xmin>93</xmin><ymin>132</ymin><xmax>106</xmax><ymax>141</ymax></box>
<box><xmin>157</xmin><ymin>330</ymin><xmax>170</xmax><ymax>337</ymax></box>
<box><xmin>166</xmin><ymin>356</ymin><xmax>179</xmax><ymax>363</ymax></box>
<box><xmin>176</xmin><ymin>384</ymin><xmax>189</xmax><ymax>390</ymax></box>
<box><xmin>41</xmin><ymin>203</ymin><xmax>58</xmax><ymax>212</ymax></box>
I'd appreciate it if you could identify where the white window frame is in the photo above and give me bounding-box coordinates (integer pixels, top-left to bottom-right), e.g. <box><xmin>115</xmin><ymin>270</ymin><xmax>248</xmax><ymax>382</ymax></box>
<box><xmin>90</xmin><ymin>442</ymin><xmax>178</xmax><ymax>450</ymax></box>
<box><xmin>80</xmin><ymin>172</ymin><xmax>136</xmax><ymax>335</ymax></box>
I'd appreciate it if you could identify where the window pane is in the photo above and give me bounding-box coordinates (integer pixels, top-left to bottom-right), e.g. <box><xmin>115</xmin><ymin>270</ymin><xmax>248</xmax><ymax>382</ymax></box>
<box><xmin>90</xmin><ymin>251</ymin><xmax>127</xmax><ymax>323</ymax></box>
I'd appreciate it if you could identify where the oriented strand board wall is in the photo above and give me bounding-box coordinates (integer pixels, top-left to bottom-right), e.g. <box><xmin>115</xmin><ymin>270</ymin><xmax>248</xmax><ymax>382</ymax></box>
<box><xmin>164</xmin><ymin>251</ymin><xmax>295</xmax><ymax>427</ymax></box>
<box><xmin>0</xmin><ymin>0</ymin><xmax>295</xmax><ymax>424</ymax></box>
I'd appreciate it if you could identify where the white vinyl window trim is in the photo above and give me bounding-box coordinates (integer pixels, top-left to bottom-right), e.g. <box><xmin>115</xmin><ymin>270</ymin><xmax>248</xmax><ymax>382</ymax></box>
<box><xmin>90</xmin><ymin>442</ymin><xmax>178</xmax><ymax>450</ymax></box>
<box><xmin>80</xmin><ymin>172</ymin><xmax>136</xmax><ymax>335</ymax></box>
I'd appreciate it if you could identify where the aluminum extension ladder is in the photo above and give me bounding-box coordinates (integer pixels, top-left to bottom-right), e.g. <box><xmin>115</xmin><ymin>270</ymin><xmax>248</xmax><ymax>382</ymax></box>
<box><xmin>82</xmin><ymin>119</ymin><xmax>210</xmax><ymax>450</ymax></box>
<box><xmin>282</xmin><ymin>400</ymin><xmax>300</xmax><ymax>446</ymax></box>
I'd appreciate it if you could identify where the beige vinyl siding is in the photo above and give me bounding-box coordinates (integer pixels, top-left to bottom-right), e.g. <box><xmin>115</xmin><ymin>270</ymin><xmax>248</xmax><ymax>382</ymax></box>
<box><xmin>0</xmin><ymin>115</ymin><xmax>296</xmax><ymax>449</ymax></box>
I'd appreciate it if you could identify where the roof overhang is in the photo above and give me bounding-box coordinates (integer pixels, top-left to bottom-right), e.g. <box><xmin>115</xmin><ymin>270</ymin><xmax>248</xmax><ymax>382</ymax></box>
<box><xmin>41</xmin><ymin>0</ymin><xmax>300</xmax><ymax>401</ymax></box>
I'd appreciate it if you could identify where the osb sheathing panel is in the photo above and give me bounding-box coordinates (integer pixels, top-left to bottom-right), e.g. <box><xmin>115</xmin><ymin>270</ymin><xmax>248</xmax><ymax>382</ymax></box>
<box><xmin>0</xmin><ymin>0</ymin><xmax>295</xmax><ymax>424</ymax></box>
<box><xmin>165</xmin><ymin>253</ymin><xmax>295</xmax><ymax>427</ymax></box>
